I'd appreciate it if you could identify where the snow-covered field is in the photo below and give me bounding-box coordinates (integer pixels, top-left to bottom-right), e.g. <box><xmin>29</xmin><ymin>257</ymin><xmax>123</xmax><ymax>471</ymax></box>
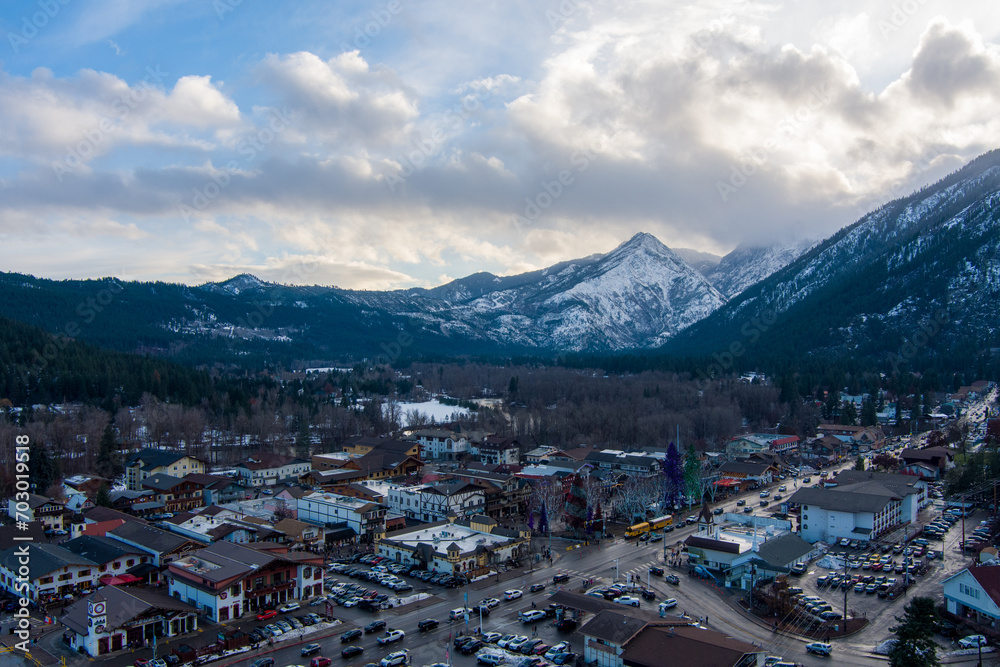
<box><xmin>391</xmin><ymin>400</ymin><xmax>471</xmax><ymax>425</ymax></box>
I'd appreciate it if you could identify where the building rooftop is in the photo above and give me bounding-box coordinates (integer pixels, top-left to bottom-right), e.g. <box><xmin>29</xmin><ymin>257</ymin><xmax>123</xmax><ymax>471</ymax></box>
<box><xmin>380</xmin><ymin>521</ymin><xmax>515</xmax><ymax>556</ymax></box>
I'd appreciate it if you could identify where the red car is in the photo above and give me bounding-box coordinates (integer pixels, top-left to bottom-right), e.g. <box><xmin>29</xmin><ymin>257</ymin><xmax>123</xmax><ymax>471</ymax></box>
<box><xmin>256</xmin><ymin>609</ymin><xmax>278</xmax><ymax>621</ymax></box>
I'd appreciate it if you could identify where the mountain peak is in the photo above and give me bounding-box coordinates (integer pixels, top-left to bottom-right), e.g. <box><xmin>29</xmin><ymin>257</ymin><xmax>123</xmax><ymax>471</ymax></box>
<box><xmin>617</xmin><ymin>232</ymin><xmax>667</xmax><ymax>252</ymax></box>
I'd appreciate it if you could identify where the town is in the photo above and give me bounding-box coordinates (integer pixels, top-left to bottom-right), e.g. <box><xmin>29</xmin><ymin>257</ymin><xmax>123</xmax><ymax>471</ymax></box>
<box><xmin>2</xmin><ymin>376</ymin><xmax>998</xmax><ymax>667</ymax></box>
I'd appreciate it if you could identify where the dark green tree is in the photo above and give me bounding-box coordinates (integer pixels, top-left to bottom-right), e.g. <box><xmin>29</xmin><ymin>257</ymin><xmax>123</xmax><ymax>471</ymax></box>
<box><xmin>95</xmin><ymin>423</ymin><xmax>124</xmax><ymax>481</ymax></box>
<box><xmin>855</xmin><ymin>455</ymin><xmax>866</xmax><ymax>471</ymax></box>
<box><xmin>861</xmin><ymin>397</ymin><xmax>878</xmax><ymax>426</ymax></box>
<box><xmin>840</xmin><ymin>401</ymin><xmax>858</xmax><ymax>425</ymax></box>
<box><xmin>889</xmin><ymin>596</ymin><xmax>940</xmax><ymax>667</ymax></box>
<box><xmin>93</xmin><ymin>483</ymin><xmax>113</xmax><ymax>508</ymax></box>
<box><xmin>28</xmin><ymin>441</ymin><xmax>59</xmax><ymax>494</ymax></box>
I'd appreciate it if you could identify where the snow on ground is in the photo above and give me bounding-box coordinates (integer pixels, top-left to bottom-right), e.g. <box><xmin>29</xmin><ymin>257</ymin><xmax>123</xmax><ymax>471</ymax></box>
<box><xmin>393</xmin><ymin>592</ymin><xmax>433</xmax><ymax>606</ymax></box>
<box><xmin>391</xmin><ymin>400</ymin><xmax>471</xmax><ymax>425</ymax></box>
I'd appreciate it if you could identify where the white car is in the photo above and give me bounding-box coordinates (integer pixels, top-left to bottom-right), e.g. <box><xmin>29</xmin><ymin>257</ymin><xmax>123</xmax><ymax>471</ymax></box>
<box><xmin>805</xmin><ymin>642</ymin><xmax>832</xmax><ymax>656</ymax></box>
<box><xmin>377</xmin><ymin>629</ymin><xmax>406</xmax><ymax>645</ymax></box>
<box><xmin>503</xmin><ymin>589</ymin><xmax>523</xmax><ymax>601</ymax></box>
<box><xmin>659</xmin><ymin>598</ymin><xmax>678</xmax><ymax>609</ymax></box>
<box><xmin>278</xmin><ymin>602</ymin><xmax>300</xmax><ymax>613</ymax></box>
<box><xmin>959</xmin><ymin>635</ymin><xmax>987</xmax><ymax>649</ymax></box>
<box><xmin>508</xmin><ymin>637</ymin><xmax>530</xmax><ymax>651</ymax></box>
<box><xmin>615</xmin><ymin>596</ymin><xmax>641</xmax><ymax>607</ymax></box>
<box><xmin>482</xmin><ymin>631</ymin><xmax>503</xmax><ymax>643</ymax></box>
<box><xmin>520</xmin><ymin>610</ymin><xmax>546</xmax><ymax>623</ymax></box>
<box><xmin>342</xmin><ymin>596</ymin><xmax>361</xmax><ymax>607</ymax></box>
<box><xmin>481</xmin><ymin>597</ymin><xmax>501</xmax><ymax>608</ymax></box>
<box><xmin>380</xmin><ymin>650</ymin><xmax>410</xmax><ymax>666</ymax></box>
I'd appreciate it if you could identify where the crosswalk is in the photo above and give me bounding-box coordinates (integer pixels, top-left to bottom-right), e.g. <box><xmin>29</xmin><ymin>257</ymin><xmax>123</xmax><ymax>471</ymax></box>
<box><xmin>553</xmin><ymin>559</ymin><xmax>667</xmax><ymax>587</ymax></box>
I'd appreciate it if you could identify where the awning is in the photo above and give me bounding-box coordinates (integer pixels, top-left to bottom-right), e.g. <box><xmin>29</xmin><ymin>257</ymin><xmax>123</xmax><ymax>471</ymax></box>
<box><xmin>118</xmin><ymin>573</ymin><xmax>142</xmax><ymax>583</ymax></box>
<box><xmin>126</xmin><ymin>562</ymin><xmax>159</xmax><ymax>577</ymax></box>
<box><xmin>99</xmin><ymin>575</ymin><xmax>125</xmax><ymax>585</ymax></box>
<box><xmin>852</xmin><ymin>527</ymin><xmax>873</xmax><ymax>535</ymax></box>
<box><xmin>713</xmin><ymin>479</ymin><xmax>742</xmax><ymax>487</ymax></box>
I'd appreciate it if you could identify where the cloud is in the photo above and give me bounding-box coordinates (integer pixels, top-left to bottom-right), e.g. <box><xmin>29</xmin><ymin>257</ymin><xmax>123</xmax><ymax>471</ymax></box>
<box><xmin>256</xmin><ymin>51</ymin><xmax>419</xmax><ymax>148</ymax></box>
<box><xmin>904</xmin><ymin>19</ymin><xmax>1000</xmax><ymax>107</ymax></box>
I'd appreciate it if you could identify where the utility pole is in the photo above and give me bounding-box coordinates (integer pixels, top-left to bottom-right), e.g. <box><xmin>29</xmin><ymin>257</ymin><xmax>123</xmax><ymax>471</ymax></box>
<box><xmin>615</xmin><ymin>558</ymin><xmax>619</xmax><ymax>583</ymax></box>
<box><xmin>843</xmin><ymin>552</ymin><xmax>849</xmax><ymax>626</ymax></box>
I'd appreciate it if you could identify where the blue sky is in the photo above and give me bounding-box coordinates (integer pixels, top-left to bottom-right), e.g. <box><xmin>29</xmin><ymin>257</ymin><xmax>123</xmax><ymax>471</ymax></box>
<box><xmin>1</xmin><ymin>0</ymin><xmax>998</xmax><ymax>289</ymax></box>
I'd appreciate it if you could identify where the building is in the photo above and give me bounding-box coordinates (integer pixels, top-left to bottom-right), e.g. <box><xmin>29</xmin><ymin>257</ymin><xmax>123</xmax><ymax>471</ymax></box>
<box><xmin>789</xmin><ymin>474</ymin><xmax>923</xmax><ymax>544</ymax></box>
<box><xmin>445</xmin><ymin>469</ymin><xmax>532</xmax><ymax>521</ymax></box>
<box><xmin>0</xmin><ymin>538</ymin><xmax>151</xmax><ymax>604</ymax></box>
<box><xmin>233</xmin><ymin>454</ymin><xmax>311</xmax><ymax>487</ymax></box>
<box><xmin>7</xmin><ymin>494</ymin><xmax>69</xmax><ymax>530</ymax></box>
<box><xmin>726</xmin><ymin>434</ymin><xmax>799</xmax><ymax>458</ymax></box>
<box><xmin>578</xmin><ymin>608</ymin><xmax>763</xmax><ymax>667</ymax></box>
<box><xmin>125</xmin><ymin>449</ymin><xmax>206</xmax><ymax>492</ymax></box>
<box><xmin>166</xmin><ymin>541</ymin><xmax>324</xmax><ymax>622</ymax></box>
<box><xmin>140</xmin><ymin>473</ymin><xmax>205</xmax><ymax>513</ymax></box>
<box><xmin>297</xmin><ymin>491</ymin><xmax>386</xmax><ymax>543</ymax></box>
<box><xmin>386</xmin><ymin>481</ymin><xmax>486</xmax><ymax>522</ymax></box>
<box><xmin>342</xmin><ymin>437</ymin><xmax>421</xmax><ymax>458</ymax></box>
<box><xmin>105</xmin><ymin>521</ymin><xmax>198</xmax><ymax>567</ymax></box>
<box><xmin>584</xmin><ymin>451</ymin><xmax>661</xmax><ymax>477</ymax></box>
<box><xmin>471</xmin><ymin>436</ymin><xmax>521</xmax><ymax>465</ymax></box>
<box><xmin>715</xmin><ymin>462</ymin><xmax>773</xmax><ymax>488</ymax></box>
<box><xmin>60</xmin><ymin>586</ymin><xmax>198</xmax><ymax>656</ymax></box>
<box><xmin>944</xmin><ymin>566</ymin><xmax>1000</xmax><ymax>630</ymax></box>
<box><xmin>377</xmin><ymin>515</ymin><xmax>530</xmax><ymax>577</ymax></box>
<box><xmin>183</xmin><ymin>473</ymin><xmax>248</xmax><ymax>506</ymax></box>
<box><xmin>410</xmin><ymin>428</ymin><xmax>475</xmax><ymax>461</ymax></box>
<box><xmin>900</xmin><ymin>447</ymin><xmax>954</xmax><ymax>480</ymax></box>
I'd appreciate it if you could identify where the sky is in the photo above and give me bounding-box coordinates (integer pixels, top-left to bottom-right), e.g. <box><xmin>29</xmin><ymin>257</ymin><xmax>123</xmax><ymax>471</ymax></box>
<box><xmin>0</xmin><ymin>0</ymin><xmax>998</xmax><ymax>290</ymax></box>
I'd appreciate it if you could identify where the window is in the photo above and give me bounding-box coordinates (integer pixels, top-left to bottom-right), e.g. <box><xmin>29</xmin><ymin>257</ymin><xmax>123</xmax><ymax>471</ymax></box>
<box><xmin>78</xmin><ymin>569</ymin><xmax>90</xmax><ymax>577</ymax></box>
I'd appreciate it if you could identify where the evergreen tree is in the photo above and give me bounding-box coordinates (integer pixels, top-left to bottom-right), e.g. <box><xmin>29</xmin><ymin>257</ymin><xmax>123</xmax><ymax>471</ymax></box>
<box><xmin>662</xmin><ymin>441</ymin><xmax>685</xmax><ymax>510</ymax></box>
<box><xmin>95</xmin><ymin>423</ymin><xmax>124</xmax><ymax>481</ymax></box>
<box><xmin>94</xmin><ymin>483</ymin><xmax>113</xmax><ymax>508</ymax></box>
<box><xmin>840</xmin><ymin>401</ymin><xmax>858</xmax><ymax>425</ymax></box>
<box><xmin>855</xmin><ymin>455</ymin><xmax>866</xmax><ymax>471</ymax></box>
<box><xmin>861</xmin><ymin>397</ymin><xmax>878</xmax><ymax>426</ymax></box>
<box><xmin>28</xmin><ymin>441</ymin><xmax>59</xmax><ymax>494</ymax></box>
<box><xmin>682</xmin><ymin>444</ymin><xmax>701</xmax><ymax>507</ymax></box>
<box><xmin>889</xmin><ymin>597</ymin><xmax>940</xmax><ymax>667</ymax></box>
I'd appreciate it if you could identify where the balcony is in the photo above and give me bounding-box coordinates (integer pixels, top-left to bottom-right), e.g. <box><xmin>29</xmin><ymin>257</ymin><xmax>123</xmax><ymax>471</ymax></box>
<box><xmin>244</xmin><ymin>580</ymin><xmax>295</xmax><ymax>598</ymax></box>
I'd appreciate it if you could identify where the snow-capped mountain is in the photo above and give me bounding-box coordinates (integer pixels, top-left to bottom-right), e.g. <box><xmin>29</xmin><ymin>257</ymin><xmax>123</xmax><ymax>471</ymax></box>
<box><xmin>340</xmin><ymin>232</ymin><xmax>726</xmax><ymax>351</ymax></box>
<box><xmin>706</xmin><ymin>239</ymin><xmax>818</xmax><ymax>298</ymax></box>
<box><xmin>666</xmin><ymin>149</ymin><xmax>1000</xmax><ymax>362</ymax></box>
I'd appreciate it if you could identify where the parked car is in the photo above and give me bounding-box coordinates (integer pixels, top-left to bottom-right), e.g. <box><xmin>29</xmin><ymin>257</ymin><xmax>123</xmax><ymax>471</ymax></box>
<box><xmin>279</xmin><ymin>602</ymin><xmax>300</xmax><ymax>613</ymax></box>
<box><xmin>615</xmin><ymin>596</ymin><xmax>641</xmax><ymax>607</ymax></box>
<box><xmin>959</xmin><ymin>635</ymin><xmax>988</xmax><ymax>649</ymax></box>
<box><xmin>640</xmin><ymin>589</ymin><xmax>656</xmax><ymax>600</ymax></box>
<box><xmin>555</xmin><ymin>618</ymin><xmax>578</xmax><ymax>632</ymax></box>
<box><xmin>477</xmin><ymin>654</ymin><xmax>504</xmax><ymax>666</ymax></box>
<box><xmin>520</xmin><ymin>610</ymin><xmax>546</xmax><ymax>623</ymax></box>
<box><xmin>256</xmin><ymin>609</ymin><xmax>278</xmax><ymax>621</ymax></box>
<box><xmin>665</xmin><ymin>574</ymin><xmax>680</xmax><ymax>585</ymax></box>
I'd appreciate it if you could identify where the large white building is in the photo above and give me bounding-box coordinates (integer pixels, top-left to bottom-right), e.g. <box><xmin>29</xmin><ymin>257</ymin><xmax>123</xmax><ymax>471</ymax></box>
<box><xmin>297</xmin><ymin>491</ymin><xmax>386</xmax><ymax>543</ymax></box>
<box><xmin>387</xmin><ymin>481</ymin><xmax>486</xmax><ymax>522</ymax></box>
<box><xmin>166</xmin><ymin>541</ymin><xmax>324</xmax><ymax>622</ymax></box>
<box><xmin>377</xmin><ymin>515</ymin><xmax>529</xmax><ymax>576</ymax></box>
<box><xmin>233</xmin><ymin>454</ymin><xmax>311</xmax><ymax>487</ymax></box>
<box><xmin>789</xmin><ymin>471</ymin><xmax>923</xmax><ymax>544</ymax></box>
